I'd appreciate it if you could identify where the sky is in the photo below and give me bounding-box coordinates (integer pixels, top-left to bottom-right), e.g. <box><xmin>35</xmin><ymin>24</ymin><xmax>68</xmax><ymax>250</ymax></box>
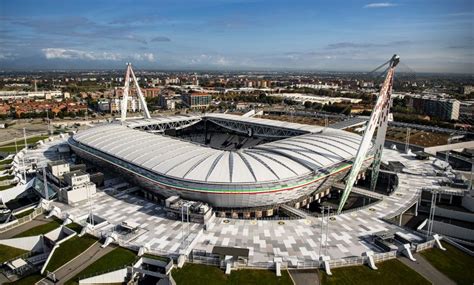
<box><xmin>0</xmin><ymin>0</ymin><xmax>473</xmax><ymax>73</ymax></box>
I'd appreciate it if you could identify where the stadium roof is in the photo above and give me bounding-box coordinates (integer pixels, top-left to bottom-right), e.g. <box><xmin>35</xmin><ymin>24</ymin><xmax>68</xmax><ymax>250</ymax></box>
<box><xmin>205</xmin><ymin>113</ymin><xmax>324</xmax><ymax>133</ymax></box>
<box><xmin>72</xmin><ymin>117</ymin><xmax>365</xmax><ymax>184</ymax></box>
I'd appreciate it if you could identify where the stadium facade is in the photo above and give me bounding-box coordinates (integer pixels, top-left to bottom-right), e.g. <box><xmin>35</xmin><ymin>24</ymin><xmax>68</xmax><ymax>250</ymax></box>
<box><xmin>69</xmin><ymin>114</ymin><xmax>373</xmax><ymax>213</ymax></box>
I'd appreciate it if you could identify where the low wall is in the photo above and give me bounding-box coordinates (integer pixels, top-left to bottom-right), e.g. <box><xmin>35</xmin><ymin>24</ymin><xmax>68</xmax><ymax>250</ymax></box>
<box><xmin>419</xmin><ymin>205</ymin><xmax>474</xmax><ymax>223</ymax></box>
<box><xmin>431</xmin><ymin>220</ymin><xmax>474</xmax><ymax>241</ymax></box>
<box><xmin>0</xmin><ymin>207</ymin><xmax>44</xmax><ymax>233</ymax></box>
<box><xmin>425</xmin><ymin>141</ymin><xmax>474</xmax><ymax>156</ymax></box>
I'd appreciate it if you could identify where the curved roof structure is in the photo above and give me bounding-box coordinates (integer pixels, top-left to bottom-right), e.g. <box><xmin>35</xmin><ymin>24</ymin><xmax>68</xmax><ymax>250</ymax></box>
<box><xmin>72</xmin><ymin>116</ymin><xmax>365</xmax><ymax>184</ymax></box>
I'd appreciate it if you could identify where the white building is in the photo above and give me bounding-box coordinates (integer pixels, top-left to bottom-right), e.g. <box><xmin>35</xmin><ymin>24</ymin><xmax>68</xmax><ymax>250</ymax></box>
<box><xmin>269</xmin><ymin>93</ymin><xmax>362</xmax><ymax>105</ymax></box>
<box><xmin>294</xmin><ymin>83</ymin><xmax>340</xmax><ymax>90</ymax></box>
<box><xmin>61</xmin><ymin>170</ymin><xmax>96</xmax><ymax>205</ymax></box>
<box><xmin>48</xmin><ymin>160</ymin><xmax>70</xmax><ymax>178</ymax></box>
<box><xmin>0</xmin><ymin>90</ymin><xmax>63</xmax><ymax>101</ymax></box>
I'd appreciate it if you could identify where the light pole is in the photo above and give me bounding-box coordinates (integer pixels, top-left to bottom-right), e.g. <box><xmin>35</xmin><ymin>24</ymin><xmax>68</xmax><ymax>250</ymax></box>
<box><xmin>319</xmin><ymin>206</ymin><xmax>325</xmax><ymax>257</ymax></box>
<box><xmin>445</xmin><ymin>136</ymin><xmax>452</xmax><ymax>164</ymax></box>
<box><xmin>23</xmin><ymin>128</ymin><xmax>27</xmax><ymax>152</ymax></box>
<box><xmin>426</xmin><ymin>190</ymin><xmax>437</xmax><ymax>240</ymax></box>
<box><xmin>324</xmin><ymin>206</ymin><xmax>331</xmax><ymax>257</ymax></box>
<box><xmin>405</xmin><ymin>127</ymin><xmax>411</xmax><ymax>154</ymax></box>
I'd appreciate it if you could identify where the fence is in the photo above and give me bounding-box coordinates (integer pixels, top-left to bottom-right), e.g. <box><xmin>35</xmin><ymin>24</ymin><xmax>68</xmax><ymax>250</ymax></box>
<box><xmin>329</xmin><ymin>256</ymin><xmax>366</xmax><ymax>268</ymax></box>
<box><xmin>415</xmin><ymin>239</ymin><xmax>436</xmax><ymax>252</ymax></box>
<box><xmin>190</xmin><ymin>249</ymin><xmax>221</xmax><ymax>267</ymax></box>
<box><xmin>372</xmin><ymin>251</ymin><xmax>397</xmax><ymax>262</ymax></box>
<box><xmin>0</xmin><ymin>207</ymin><xmax>44</xmax><ymax>233</ymax></box>
<box><xmin>296</xmin><ymin>260</ymin><xmax>321</xmax><ymax>269</ymax></box>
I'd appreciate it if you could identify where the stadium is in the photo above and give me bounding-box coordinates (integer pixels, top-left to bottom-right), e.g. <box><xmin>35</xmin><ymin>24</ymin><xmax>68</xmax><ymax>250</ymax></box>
<box><xmin>68</xmin><ymin>113</ymin><xmax>374</xmax><ymax>215</ymax></box>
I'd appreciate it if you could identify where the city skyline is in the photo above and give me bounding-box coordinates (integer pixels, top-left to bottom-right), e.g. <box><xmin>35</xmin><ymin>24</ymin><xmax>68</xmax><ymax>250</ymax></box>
<box><xmin>0</xmin><ymin>0</ymin><xmax>473</xmax><ymax>73</ymax></box>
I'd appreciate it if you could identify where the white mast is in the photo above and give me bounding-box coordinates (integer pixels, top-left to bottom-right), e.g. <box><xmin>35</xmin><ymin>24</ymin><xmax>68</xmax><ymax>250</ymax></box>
<box><xmin>337</xmin><ymin>55</ymin><xmax>400</xmax><ymax>214</ymax></box>
<box><xmin>120</xmin><ymin>63</ymin><xmax>151</xmax><ymax>122</ymax></box>
<box><xmin>120</xmin><ymin>63</ymin><xmax>132</xmax><ymax>123</ymax></box>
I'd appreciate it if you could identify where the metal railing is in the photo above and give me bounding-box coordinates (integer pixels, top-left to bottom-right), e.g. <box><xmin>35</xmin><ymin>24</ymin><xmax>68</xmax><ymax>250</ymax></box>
<box><xmin>0</xmin><ymin>207</ymin><xmax>44</xmax><ymax>233</ymax></box>
<box><xmin>415</xmin><ymin>239</ymin><xmax>436</xmax><ymax>252</ymax></box>
<box><xmin>372</xmin><ymin>251</ymin><xmax>397</xmax><ymax>262</ymax></box>
<box><xmin>296</xmin><ymin>260</ymin><xmax>321</xmax><ymax>269</ymax></box>
<box><xmin>329</xmin><ymin>256</ymin><xmax>366</xmax><ymax>268</ymax></box>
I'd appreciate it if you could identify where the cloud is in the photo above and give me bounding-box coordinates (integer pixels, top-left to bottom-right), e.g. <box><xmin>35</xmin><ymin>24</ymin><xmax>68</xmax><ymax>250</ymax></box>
<box><xmin>131</xmin><ymin>53</ymin><xmax>155</xmax><ymax>62</ymax></box>
<box><xmin>186</xmin><ymin>54</ymin><xmax>231</xmax><ymax>66</ymax></box>
<box><xmin>327</xmin><ymin>41</ymin><xmax>410</xmax><ymax>49</ymax></box>
<box><xmin>364</xmin><ymin>2</ymin><xmax>397</xmax><ymax>8</ymax></box>
<box><xmin>10</xmin><ymin>16</ymin><xmax>147</xmax><ymax>44</ymax></box>
<box><xmin>41</xmin><ymin>48</ymin><xmax>156</xmax><ymax>62</ymax></box>
<box><xmin>0</xmin><ymin>52</ymin><xmax>17</xmax><ymax>60</ymax></box>
<box><xmin>151</xmin><ymin>36</ymin><xmax>171</xmax><ymax>42</ymax></box>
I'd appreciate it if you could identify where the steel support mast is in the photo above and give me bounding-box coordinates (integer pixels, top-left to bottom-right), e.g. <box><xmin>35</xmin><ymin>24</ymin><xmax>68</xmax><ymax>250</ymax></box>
<box><xmin>120</xmin><ymin>63</ymin><xmax>151</xmax><ymax>122</ymax></box>
<box><xmin>337</xmin><ymin>55</ymin><xmax>399</xmax><ymax>214</ymax></box>
<box><xmin>370</xmin><ymin>65</ymin><xmax>395</xmax><ymax>192</ymax></box>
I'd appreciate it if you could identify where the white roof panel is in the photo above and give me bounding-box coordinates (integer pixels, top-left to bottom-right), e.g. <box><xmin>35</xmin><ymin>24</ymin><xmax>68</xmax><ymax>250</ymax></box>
<box><xmin>71</xmin><ymin>115</ymin><xmax>366</xmax><ymax>184</ymax></box>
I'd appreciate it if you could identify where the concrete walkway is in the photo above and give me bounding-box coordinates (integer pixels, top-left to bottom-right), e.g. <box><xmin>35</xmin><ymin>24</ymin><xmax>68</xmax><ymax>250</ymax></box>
<box><xmin>0</xmin><ymin>214</ymin><xmax>53</xmax><ymax>239</ymax></box>
<box><xmin>399</xmin><ymin>253</ymin><xmax>455</xmax><ymax>285</ymax></box>
<box><xmin>288</xmin><ymin>269</ymin><xmax>320</xmax><ymax>285</ymax></box>
<box><xmin>40</xmin><ymin>242</ymin><xmax>116</xmax><ymax>285</ymax></box>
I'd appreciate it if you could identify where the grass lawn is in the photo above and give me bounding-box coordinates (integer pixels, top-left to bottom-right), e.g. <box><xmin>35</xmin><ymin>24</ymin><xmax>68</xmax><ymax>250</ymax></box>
<box><xmin>0</xmin><ymin>174</ymin><xmax>15</xmax><ymax>181</ymax></box>
<box><xmin>66</xmin><ymin>222</ymin><xmax>83</xmax><ymax>234</ymax></box>
<box><xmin>14</xmin><ymin>208</ymin><xmax>35</xmax><ymax>219</ymax></box>
<box><xmin>0</xmin><ymin>158</ymin><xmax>13</xmax><ymax>165</ymax></box>
<box><xmin>421</xmin><ymin>242</ymin><xmax>474</xmax><ymax>285</ymax></box>
<box><xmin>13</xmin><ymin>218</ymin><xmax>63</xmax><ymax>238</ymax></box>
<box><xmin>0</xmin><ymin>184</ymin><xmax>14</xmax><ymax>191</ymax></box>
<box><xmin>65</xmin><ymin>247</ymin><xmax>137</xmax><ymax>285</ymax></box>
<box><xmin>0</xmin><ymin>244</ymin><xmax>28</xmax><ymax>263</ymax></box>
<box><xmin>0</xmin><ymin>135</ymin><xmax>49</xmax><ymax>153</ymax></box>
<box><xmin>172</xmin><ymin>263</ymin><xmax>293</xmax><ymax>285</ymax></box>
<box><xmin>5</xmin><ymin>273</ymin><xmax>43</xmax><ymax>285</ymax></box>
<box><xmin>45</xmin><ymin>234</ymin><xmax>97</xmax><ymax>272</ymax></box>
<box><xmin>143</xmin><ymin>253</ymin><xmax>171</xmax><ymax>263</ymax></box>
<box><xmin>320</xmin><ymin>259</ymin><xmax>430</xmax><ymax>285</ymax></box>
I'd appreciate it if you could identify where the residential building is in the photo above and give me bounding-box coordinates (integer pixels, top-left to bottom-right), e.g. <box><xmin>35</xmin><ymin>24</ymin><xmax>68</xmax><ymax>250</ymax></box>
<box><xmin>182</xmin><ymin>92</ymin><xmax>212</xmax><ymax>109</ymax></box>
<box><xmin>407</xmin><ymin>95</ymin><xmax>460</xmax><ymax>121</ymax></box>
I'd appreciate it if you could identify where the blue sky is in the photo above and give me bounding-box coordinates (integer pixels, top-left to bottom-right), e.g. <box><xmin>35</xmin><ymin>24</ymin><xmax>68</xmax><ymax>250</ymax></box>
<box><xmin>0</xmin><ymin>0</ymin><xmax>472</xmax><ymax>73</ymax></box>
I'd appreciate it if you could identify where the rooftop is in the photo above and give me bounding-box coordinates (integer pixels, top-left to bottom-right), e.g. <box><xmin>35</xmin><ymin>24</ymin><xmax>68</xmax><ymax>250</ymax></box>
<box><xmin>71</xmin><ymin>114</ymin><xmax>366</xmax><ymax>184</ymax></box>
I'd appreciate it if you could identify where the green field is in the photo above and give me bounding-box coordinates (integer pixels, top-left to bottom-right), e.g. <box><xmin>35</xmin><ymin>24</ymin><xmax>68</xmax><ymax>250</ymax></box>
<box><xmin>65</xmin><ymin>247</ymin><xmax>137</xmax><ymax>285</ymax></box>
<box><xmin>45</xmin><ymin>234</ymin><xmax>97</xmax><ymax>272</ymax></box>
<box><xmin>0</xmin><ymin>135</ymin><xmax>49</xmax><ymax>153</ymax></box>
<box><xmin>0</xmin><ymin>174</ymin><xmax>15</xmax><ymax>181</ymax></box>
<box><xmin>320</xmin><ymin>259</ymin><xmax>430</xmax><ymax>285</ymax></box>
<box><xmin>14</xmin><ymin>208</ymin><xmax>35</xmax><ymax>219</ymax></box>
<box><xmin>172</xmin><ymin>263</ymin><xmax>293</xmax><ymax>285</ymax></box>
<box><xmin>13</xmin><ymin>218</ymin><xmax>63</xmax><ymax>238</ymax></box>
<box><xmin>143</xmin><ymin>253</ymin><xmax>171</xmax><ymax>263</ymax></box>
<box><xmin>0</xmin><ymin>184</ymin><xmax>15</xmax><ymax>191</ymax></box>
<box><xmin>0</xmin><ymin>158</ymin><xmax>13</xmax><ymax>165</ymax></box>
<box><xmin>0</xmin><ymin>244</ymin><xmax>28</xmax><ymax>263</ymax></box>
<box><xmin>66</xmin><ymin>222</ymin><xmax>83</xmax><ymax>234</ymax></box>
<box><xmin>5</xmin><ymin>273</ymin><xmax>43</xmax><ymax>285</ymax></box>
<box><xmin>421</xmin><ymin>242</ymin><xmax>474</xmax><ymax>285</ymax></box>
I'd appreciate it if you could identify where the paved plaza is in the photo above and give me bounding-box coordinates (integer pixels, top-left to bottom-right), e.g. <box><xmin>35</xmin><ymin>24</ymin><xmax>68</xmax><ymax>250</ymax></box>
<box><xmin>49</xmin><ymin>148</ymin><xmax>448</xmax><ymax>264</ymax></box>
